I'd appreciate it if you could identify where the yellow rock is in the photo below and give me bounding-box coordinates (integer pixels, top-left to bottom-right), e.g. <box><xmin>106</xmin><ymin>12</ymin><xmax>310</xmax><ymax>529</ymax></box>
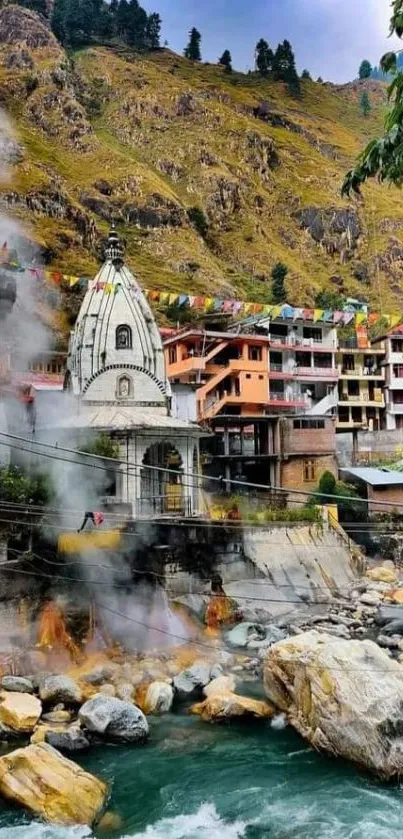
<box><xmin>386</xmin><ymin>589</ymin><xmax>403</xmax><ymax>605</ymax></box>
<box><xmin>98</xmin><ymin>810</ymin><xmax>123</xmax><ymax>832</ymax></box>
<box><xmin>203</xmin><ymin>675</ymin><xmax>236</xmax><ymax>697</ymax></box>
<box><xmin>367</xmin><ymin>567</ymin><xmax>397</xmax><ymax>584</ymax></box>
<box><xmin>0</xmin><ymin>692</ymin><xmax>42</xmax><ymax>733</ymax></box>
<box><xmin>191</xmin><ymin>692</ymin><xmax>274</xmax><ymax>722</ymax></box>
<box><xmin>30</xmin><ymin>723</ymin><xmax>68</xmax><ymax>744</ymax></box>
<box><xmin>0</xmin><ymin>742</ymin><xmax>107</xmax><ymax>825</ymax></box>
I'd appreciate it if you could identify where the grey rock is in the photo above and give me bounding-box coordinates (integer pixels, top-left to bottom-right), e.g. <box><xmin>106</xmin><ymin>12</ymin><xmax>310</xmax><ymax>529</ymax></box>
<box><xmin>79</xmin><ymin>694</ymin><xmax>148</xmax><ymax>743</ymax></box>
<box><xmin>360</xmin><ymin>591</ymin><xmax>382</xmax><ymax>607</ymax></box>
<box><xmin>377</xmin><ymin>634</ymin><xmax>400</xmax><ymax>649</ymax></box>
<box><xmin>82</xmin><ymin>666</ymin><xmax>115</xmax><ymax>686</ymax></box>
<box><xmin>1</xmin><ymin>676</ymin><xmax>33</xmax><ymax>694</ymax></box>
<box><xmin>45</xmin><ymin>726</ymin><xmax>90</xmax><ymax>752</ymax></box>
<box><xmin>173</xmin><ymin>662</ymin><xmax>214</xmax><ymax>698</ymax></box>
<box><xmin>39</xmin><ymin>675</ymin><xmax>82</xmax><ymax>705</ymax></box>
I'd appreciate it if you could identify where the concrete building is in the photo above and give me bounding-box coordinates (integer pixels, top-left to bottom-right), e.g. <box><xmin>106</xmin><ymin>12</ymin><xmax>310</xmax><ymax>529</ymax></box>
<box><xmin>341</xmin><ymin>466</ymin><xmax>403</xmax><ymax>515</ymax></box>
<box><xmin>56</xmin><ymin>226</ymin><xmax>204</xmax><ymax>518</ymax></box>
<box><xmin>337</xmin><ymin>334</ymin><xmax>385</xmax><ymax>431</ymax></box>
<box><xmin>164</xmin><ymin>325</ymin><xmax>337</xmax><ymax>493</ymax></box>
<box><xmin>373</xmin><ymin>325</ymin><xmax>403</xmax><ymax>431</ymax></box>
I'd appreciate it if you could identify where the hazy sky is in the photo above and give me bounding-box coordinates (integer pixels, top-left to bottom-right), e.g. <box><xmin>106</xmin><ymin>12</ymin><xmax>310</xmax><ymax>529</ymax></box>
<box><xmin>141</xmin><ymin>0</ymin><xmax>400</xmax><ymax>82</ymax></box>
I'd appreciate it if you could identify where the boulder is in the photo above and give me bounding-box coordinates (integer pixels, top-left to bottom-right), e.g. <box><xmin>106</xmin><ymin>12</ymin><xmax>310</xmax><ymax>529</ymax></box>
<box><xmin>387</xmin><ymin>590</ymin><xmax>403</xmax><ymax>605</ymax></box>
<box><xmin>79</xmin><ymin>694</ymin><xmax>149</xmax><ymax>743</ymax></box>
<box><xmin>367</xmin><ymin>567</ymin><xmax>398</xmax><ymax>585</ymax></box>
<box><xmin>82</xmin><ymin>665</ymin><xmax>116</xmax><ymax>686</ymax></box>
<box><xmin>173</xmin><ymin>661</ymin><xmax>216</xmax><ymax>699</ymax></box>
<box><xmin>264</xmin><ymin>630</ymin><xmax>403</xmax><ymax>778</ymax></box>
<box><xmin>225</xmin><ymin>622</ymin><xmax>266</xmax><ymax>648</ymax></box>
<box><xmin>360</xmin><ymin>591</ymin><xmax>382</xmax><ymax>606</ymax></box>
<box><xmin>39</xmin><ymin>675</ymin><xmax>82</xmax><ymax>705</ymax></box>
<box><xmin>116</xmin><ymin>682</ymin><xmax>133</xmax><ymax>701</ymax></box>
<box><xmin>142</xmin><ymin>681</ymin><xmax>173</xmax><ymax>714</ymax></box>
<box><xmin>1</xmin><ymin>676</ymin><xmax>33</xmax><ymax>694</ymax></box>
<box><xmin>99</xmin><ymin>683</ymin><xmax>116</xmax><ymax>697</ymax></box>
<box><xmin>45</xmin><ymin>725</ymin><xmax>90</xmax><ymax>753</ymax></box>
<box><xmin>191</xmin><ymin>692</ymin><xmax>274</xmax><ymax>723</ymax></box>
<box><xmin>204</xmin><ymin>675</ymin><xmax>236</xmax><ymax>697</ymax></box>
<box><xmin>42</xmin><ymin>710</ymin><xmax>72</xmax><ymax>723</ymax></box>
<box><xmin>0</xmin><ymin>692</ymin><xmax>41</xmax><ymax>733</ymax></box>
<box><xmin>0</xmin><ymin>742</ymin><xmax>107</xmax><ymax>825</ymax></box>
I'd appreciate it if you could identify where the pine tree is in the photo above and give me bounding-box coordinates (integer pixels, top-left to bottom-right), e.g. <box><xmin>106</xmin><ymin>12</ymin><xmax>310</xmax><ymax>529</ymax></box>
<box><xmin>359</xmin><ymin>59</ymin><xmax>372</xmax><ymax>79</ymax></box>
<box><xmin>360</xmin><ymin>91</ymin><xmax>371</xmax><ymax>117</ymax></box>
<box><xmin>184</xmin><ymin>27</ymin><xmax>202</xmax><ymax>61</ymax></box>
<box><xmin>20</xmin><ymin>0</ymin><xmax>48</xmax><ymax>16</ymax></box>
<box><xmin>271</xmin><ymin>262</ymin><xmax>288</xmax><ymax>304</ymax></box>
<box><xmin>255</xmin><ymin>38</ymin><xmax>273</xmax><ymax>76</ymax></box>
<box><xmin>273</xmin><ymin>40</ymin><xmax>300</xmax><ymax>96</ymax></box>
<box><xmin>219</xmin><ymin>49</ymin><xmax>232</xmax><ymax>72</ymax></box>
<box><xmin>51</xmin><ymin>0</ymin><xmax>68</xmax><ymax>43</ymax></box>
<box><xmin>301</xmin><ymin>69</ymin><xmax>311</xmax><ymax>80</ymax></box>
<box><xmin>145</xmin><ymin>12</ymin><xmax>161</xmax><ymax>49</ymax></box>
<box><xmin>317</xmin><ymin>76</ymin><xmax>323</xmax><ymax>83</ymax></box>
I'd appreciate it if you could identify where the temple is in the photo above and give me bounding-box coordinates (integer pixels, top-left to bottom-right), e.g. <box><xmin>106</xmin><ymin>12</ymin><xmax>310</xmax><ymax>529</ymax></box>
<box><xmin>59</xmin><ymin>226</ymin><xmax>204</xmax><ymax>518</ymax></box>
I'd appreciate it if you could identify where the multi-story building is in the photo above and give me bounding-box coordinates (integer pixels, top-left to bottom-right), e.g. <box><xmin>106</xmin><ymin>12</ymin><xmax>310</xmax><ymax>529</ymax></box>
<box><xmin>373</xmin><ymin>324</ymin><xmax>403</xmax><ymax>430</ymax></box>
<box><xmin>336</xmin><ymin>335</ymin><xmax>385</xmax><ymax>431</ymax></box>
<box><xmin>164</xmin><ymin>316</ymin><xmax>338</xmax><ymax>493</ymax></box>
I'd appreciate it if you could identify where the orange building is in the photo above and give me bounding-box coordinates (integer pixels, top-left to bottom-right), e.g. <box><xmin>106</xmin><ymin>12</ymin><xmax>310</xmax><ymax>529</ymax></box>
<box><xmin>164</xmin><ymin>326</ymin><xmax>338</xmax><ymax>494</ymax></box>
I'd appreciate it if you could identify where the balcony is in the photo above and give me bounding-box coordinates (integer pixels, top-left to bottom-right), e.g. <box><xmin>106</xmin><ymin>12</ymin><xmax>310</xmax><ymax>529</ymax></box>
<box><xmin>295</xmin><ymin>366</ymin><xmax>337</xmax><ymax>380</ymax></box>
<box><xmin>268</xmin><ymin>392</ymin><xmax>308</xmax><ymax>408</ymax></box>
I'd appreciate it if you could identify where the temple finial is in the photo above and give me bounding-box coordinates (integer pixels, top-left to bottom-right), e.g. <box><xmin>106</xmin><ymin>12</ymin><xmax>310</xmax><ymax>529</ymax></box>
<box><xmin>104</xmin><ymin>223</ymin><xmax>125</xmax><ymax>264</ymax></box>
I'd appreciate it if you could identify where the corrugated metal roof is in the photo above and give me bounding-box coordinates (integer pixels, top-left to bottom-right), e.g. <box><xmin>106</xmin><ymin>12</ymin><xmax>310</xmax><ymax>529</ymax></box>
<box><xmin>341</xmin><ymin>467</ymin><xmax>403</xmax><ymax>486</ymax></box>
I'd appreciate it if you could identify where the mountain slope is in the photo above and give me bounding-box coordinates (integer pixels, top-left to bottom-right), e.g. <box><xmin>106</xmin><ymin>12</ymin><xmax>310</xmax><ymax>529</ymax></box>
<box><xmin>0</xmin><ymin>4</ymin><xmax>401</xmax><ymax>327</ymax></box>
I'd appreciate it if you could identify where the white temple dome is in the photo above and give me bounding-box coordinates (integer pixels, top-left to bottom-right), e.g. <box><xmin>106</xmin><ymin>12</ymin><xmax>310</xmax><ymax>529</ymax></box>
<box><xmin>66</xmin><ymin>226</ymin><xmax>170</xmax><ymax>412</ymax></box>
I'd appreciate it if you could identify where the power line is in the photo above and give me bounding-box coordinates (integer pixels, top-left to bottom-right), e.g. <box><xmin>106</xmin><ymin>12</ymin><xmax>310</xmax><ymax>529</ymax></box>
<box><xmin>0</xmin><ymin>429</ymin><xmax>402</xmax><ymax>511</ymax></box>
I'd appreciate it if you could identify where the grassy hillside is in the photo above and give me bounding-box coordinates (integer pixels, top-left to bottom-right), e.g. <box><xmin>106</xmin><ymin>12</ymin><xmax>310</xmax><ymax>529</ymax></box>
<box><xmin>0</xmin><ymin>4</ymin><xmax>402</xmax><ymax>329</ymax></box>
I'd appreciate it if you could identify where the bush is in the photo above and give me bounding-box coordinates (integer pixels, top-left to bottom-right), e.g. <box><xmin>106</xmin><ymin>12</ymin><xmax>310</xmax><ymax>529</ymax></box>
<box><xmin>80</xmin><ymin>434</ymin><xmax>120</xmax><ymax>460</ymax></box>
<box><xmin>187</xmin><ymin>206</ymin><xmax>209</xmax><ymax>238</ymax></box>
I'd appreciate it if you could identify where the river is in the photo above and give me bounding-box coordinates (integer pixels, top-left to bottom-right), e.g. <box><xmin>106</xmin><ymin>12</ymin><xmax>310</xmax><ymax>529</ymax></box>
<box><xmin>0</xmin><ymin>712</ymin><xmax>401</xmax><ymax>839</ymax></box>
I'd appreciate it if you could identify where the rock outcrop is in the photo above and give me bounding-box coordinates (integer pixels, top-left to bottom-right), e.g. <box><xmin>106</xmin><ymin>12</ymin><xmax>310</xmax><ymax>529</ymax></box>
<box><xmin>0</xmin><ymin>742</ymin><xmax>107</xmax><ymax>825</ymax></box>
<box><xmin>142</xmin><ymin>681</ymin><xmax>174</xmax><ymax>715</ymax></box>
<box><xmin>0</xmin><ymin>5</ymin><xmax>59</xmax><ymax>51</ymax></box>
<box><xmin>264</xmin><ymin>631</ymin><xmax>403</xmax><ymax>778</ymax></box>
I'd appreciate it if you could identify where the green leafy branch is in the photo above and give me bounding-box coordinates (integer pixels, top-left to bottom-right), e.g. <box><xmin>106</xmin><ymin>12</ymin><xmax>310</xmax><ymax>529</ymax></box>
<box><xmin>343</xmin><ymin>1</ymin><xmax>403</xmax><ymax>195</ymax></box>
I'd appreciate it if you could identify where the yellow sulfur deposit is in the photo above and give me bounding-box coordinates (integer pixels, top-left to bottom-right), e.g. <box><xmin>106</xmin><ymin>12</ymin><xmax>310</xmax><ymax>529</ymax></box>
<box><xmin>58</xmin><ymin>530</ymin><xmax>122</xmax><ymax>554</ymax></box>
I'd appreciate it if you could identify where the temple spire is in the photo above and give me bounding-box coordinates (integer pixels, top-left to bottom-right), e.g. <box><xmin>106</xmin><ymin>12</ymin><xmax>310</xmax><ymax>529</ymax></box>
<box><xmin>104</xmin><ymin>224</ymin><xmax>125</xmax><ymax>264</ymax></box>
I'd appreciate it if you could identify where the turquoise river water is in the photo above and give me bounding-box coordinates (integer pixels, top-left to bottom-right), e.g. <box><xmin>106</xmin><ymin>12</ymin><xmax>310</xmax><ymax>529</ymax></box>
<box><xmin>0</xmin><ymin>712</ymin><xmax>402</xmax><ymax>839</ymax></box>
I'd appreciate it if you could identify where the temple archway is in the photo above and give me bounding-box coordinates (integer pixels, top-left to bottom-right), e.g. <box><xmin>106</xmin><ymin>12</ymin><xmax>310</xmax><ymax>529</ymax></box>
<box><xmin>140</xmin><ymin>443</ymin><xmax>184</xmax><ymax>516</ymax></box>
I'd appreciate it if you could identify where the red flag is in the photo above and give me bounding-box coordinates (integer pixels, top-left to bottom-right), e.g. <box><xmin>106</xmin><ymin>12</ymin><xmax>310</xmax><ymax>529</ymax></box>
<box><xmin>93</xmin><ymin>512</ymin><xmax>104</xmax><ymax>527</ymax></box>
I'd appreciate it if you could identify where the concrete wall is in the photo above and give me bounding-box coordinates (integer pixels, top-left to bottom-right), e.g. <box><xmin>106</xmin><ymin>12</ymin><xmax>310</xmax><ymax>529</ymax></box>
<box><xmin>368</xmin><ymin>485</ymin><xmax>403</xmax><ymax>514</ymax></box>
<box><xmin>336</xmin><ymin>429</ymin><xmax>403</xmax><ymax>467</ymax></box>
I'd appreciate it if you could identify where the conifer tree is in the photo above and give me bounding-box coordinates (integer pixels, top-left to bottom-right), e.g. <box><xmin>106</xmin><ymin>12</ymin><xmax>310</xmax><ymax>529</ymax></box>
<box><xmin>255</xmin><ymin>38</ymin><xmax>273</xmax><ymax>76</ymax></box>
<box><xmin>359</xmin><ymin>59</ymin><xmax>372</xmax><ymax>79</ymax></box>
<box><xmin>301</xmin><ymin>69</ymin><xmax>311</xmax><ymax>80</ymax></box>
<box><xmin>360</xmin><ymin>91</ymin><xmax>371</xmax><ymax>117</ymax></box>
<box><xmin>273</xmin><ymin>40</ymin><xmax>300</xmax><ymax>96</ymax></box>
<box><xmin>184</xmin><ymin>28</ymin><xmax>202</xmax><ymax>61</ymax></box>
<box><xmin>270</xmin><ymin>262</ymin><xmax>288</xmax><ymax>304</ymax></box>
<box><xmin>145</xmin><ymin>12</ymin><xmax>161</xmax><ymax>49</ymax></box>
<box><xmin>20</xmin><ymin>0</ymin><xmax>48</xmax><ymax>16</ymax></box>
<box><xmin>219</xmin><ymin>49</ymin><xmax>232</xmax><ymax>72</ymax></box>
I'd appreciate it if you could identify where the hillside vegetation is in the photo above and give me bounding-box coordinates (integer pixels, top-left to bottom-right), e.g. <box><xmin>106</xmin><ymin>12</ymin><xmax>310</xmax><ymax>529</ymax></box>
<box><xmin>0</xmin><ymin>4</ymin><xmax>402</xmax><ymax>325</ymax></box>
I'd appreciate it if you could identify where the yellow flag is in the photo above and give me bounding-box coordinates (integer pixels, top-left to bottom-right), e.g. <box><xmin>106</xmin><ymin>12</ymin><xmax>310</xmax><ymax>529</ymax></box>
<box><xmin>313</xmin><ymin>309</ymin><xmax>324</xmax><ymax>322</ymax></box>
<box><xmin>355</xmin><ymin>312</ymin><xmax>367</xmax><ymax>326</ymax></box>
<box><xmin>390</xmin><ymin>313</ymin><xmax>402</xmax><ymax>328</ymax></box>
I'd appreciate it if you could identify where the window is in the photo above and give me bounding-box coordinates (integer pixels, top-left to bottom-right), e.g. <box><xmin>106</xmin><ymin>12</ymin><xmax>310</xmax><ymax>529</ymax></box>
<box><xmin>169</xmin><ymin>346</ymin><xmax>177</xmax><ymax>364</ymax></box>
<box><xmin>246</xmin><ymin>374</ymin><xmax>251</xmax><ymax>379</ymax></box>
<box><xmin>303</xmin><ymin>459</ymin><xmax>316</xmax><ymax>481</ymax></box>
<box><xmin>303</xmin><ymin>327</ymin><xmax>322</xmax><ymax>343</ymax></box>
<box><xmin>248</xmin><ymin>345</ymin><xmax>262</xmax><ymax>361</ymax></box>
<box><xmin>116</xmin><ymin>325</ymin><xmax>132</xmax><ymax>349</ymax></box>
<box><xmin>116</xmin><ymin>374</ymin><xmax>132</xmax><ymax>398</ymax></box>
<box><xmin>293</xmin><ymin>419</ymin><xmax>325</xmax><ymax>430</ymax></box>
<box><xmin>259</xmin><ymin>375</ymin><xmax>264</xmax><ymax>380</ymax></box>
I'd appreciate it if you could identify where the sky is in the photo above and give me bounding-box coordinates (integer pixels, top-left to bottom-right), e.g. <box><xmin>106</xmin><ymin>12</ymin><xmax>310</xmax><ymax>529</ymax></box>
<box><xmin>141</xmin><ymin>0</ymin><xmax>400</xmax><ymax>83</ymax></box>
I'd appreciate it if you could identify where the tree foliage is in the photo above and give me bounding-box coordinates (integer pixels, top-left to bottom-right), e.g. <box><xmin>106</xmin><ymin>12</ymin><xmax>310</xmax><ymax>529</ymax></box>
<box><xmin>0</xmin><ymin>466</ymin><xmax>50</xmax><ymax>537</ymax></box>
<box><xmin>219</xmin><ymin>49</ymin><xmax>232</xmax><ymax>72</ymax></box>
<box><xmin>49</xmin><ymin>0</ymin><xmax>161</xmax><ymax>49</ymax></box>
<box><xmin>272</xmin><ymin>40</ymin><xmax>300</xmax><ymax>96</ymax></box>
<box><xmin>255</xmin><ymin>38</ymin><xmax>273</xmax><ymax>76</ymax></box>
<box><xmin>309</xmin><ymin>471</ymin><xmax>367</xmax><ymax>523</ymax></box>
<box><xmin>343</xmin><ymin>1</ymin><xmax>403</xmax><ymax>194</ymax></box>
<box><xmin>360</xmin><ymin>91</ymin><xmax>371</xmax><ymax>117</ymax></box>
<box><xmin>301</xmin><ymin>69</ymin><xmax>311</xmax><ymax>80</ymax></box>
<box><xmin>184</xmin><ymin>27</ymin><xmax>202</xmax><ymax>61</ymax></box>
<box><xmin>271</xmin><ymin>262</ymin><xmax>288</xmax><ymax>303</ymax></box>
<box><xmin>359</xmin><ymin>59</ymin><xmax>372</xmax><ymax>79</ymax></box>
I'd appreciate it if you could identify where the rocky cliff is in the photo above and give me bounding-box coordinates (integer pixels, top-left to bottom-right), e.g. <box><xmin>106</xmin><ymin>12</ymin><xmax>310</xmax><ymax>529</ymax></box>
<box><xmin>0</xmin><ymin>4</ymin><xmax>401</xmax><ymax>323</ymax></box>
